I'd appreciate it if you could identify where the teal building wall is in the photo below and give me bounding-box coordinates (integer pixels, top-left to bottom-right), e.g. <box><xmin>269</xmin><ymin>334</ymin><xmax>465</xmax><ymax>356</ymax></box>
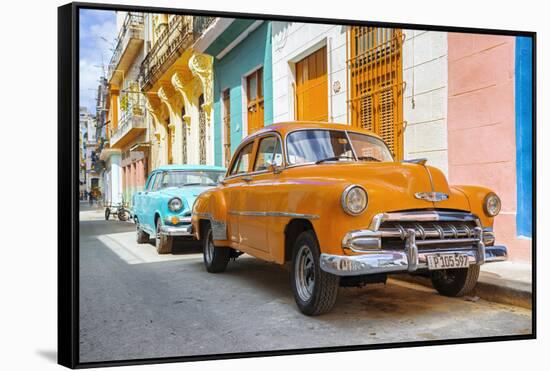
<box><xmin>207</xmin><ymin>21</ymin><xmax>273</xmax><ymax>166</ymax></box>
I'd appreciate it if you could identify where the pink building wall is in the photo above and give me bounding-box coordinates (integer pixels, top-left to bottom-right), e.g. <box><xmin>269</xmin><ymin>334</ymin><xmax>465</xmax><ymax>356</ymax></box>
<box><xmin>447</xmin><ymin>33</ymin><xmax>530</xmax><ymax>262</ymax></box>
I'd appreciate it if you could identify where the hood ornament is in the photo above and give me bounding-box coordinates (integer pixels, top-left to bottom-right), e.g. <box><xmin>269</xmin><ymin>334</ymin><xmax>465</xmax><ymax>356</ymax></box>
<box><xmin>415</xmin><ymin>192</ymin><xmax>449</xmax><ymax>202</ymax></box>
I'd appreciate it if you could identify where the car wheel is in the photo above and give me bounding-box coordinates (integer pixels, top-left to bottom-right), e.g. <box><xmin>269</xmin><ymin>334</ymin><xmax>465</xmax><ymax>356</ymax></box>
<box><xmin>290</xmin><ymin>230</ymin><xmax>339</xmax><ymax>316</ymax></box>
<box><xmin>430</xmin><ymin>264</ymin><xmax>480</xmax><ymax>297</ymax></box>
<box><xmin>104</xmin><ymin>209</ymin><xmax>110</xmax><ymax>220</ymax></box>
<box><xmin>155</xmin><ymin>218</ymin><xmax>173</xmax><ymax>254</ymax></box>
<box><xmin>203</xmin><ymin>224</ymin><xmax>230</xmax><ymax>273</ymax></box>
<box><xmin>136</xmin><ymin>219</ymin><xmax>149</xmax><ymax>244</ymax></box>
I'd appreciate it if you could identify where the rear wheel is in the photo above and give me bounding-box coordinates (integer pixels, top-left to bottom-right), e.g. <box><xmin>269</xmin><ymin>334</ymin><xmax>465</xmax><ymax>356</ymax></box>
<box><xmin>203</xmin><ymin>224</ymin><xmax>230</xmax><ymax>273</ymax></box>
<box><xmin>155</xmin><ymin>218</ymin><xmax>173</xmax><ymax>254</ymax></box>
<box><xmin>430</xmin><ymin>264</ymin><xmax>480</xmax><ymax>297</ymax></box>
<box><xmin>104</xmin><ymin>208</ymin><xmax>110</xmax><ymax>220</ymax></box>
<box><xmin>290</xmin><ymin>230</ymin><xmax>339</xmax><ymax>316</ymax></box>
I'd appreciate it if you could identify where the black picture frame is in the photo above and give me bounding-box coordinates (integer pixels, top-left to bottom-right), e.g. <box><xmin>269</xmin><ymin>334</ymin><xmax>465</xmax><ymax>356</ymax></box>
<box><xmin>58</xmin><ymin>2</ymin><xmax>537</xmax><ymax>368</ymax></box>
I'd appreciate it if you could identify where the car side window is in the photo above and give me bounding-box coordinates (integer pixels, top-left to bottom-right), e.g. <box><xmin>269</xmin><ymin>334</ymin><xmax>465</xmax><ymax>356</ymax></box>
<box><xmin>145</xmin><ymin>173</ymin><xmax>156</xmax><ymax>191</ymax></box>
<box><xmin>152</xmin><ymin>172</ymin><xmax>163</xmax><ymax>191</ymax></box>
<box><xmin>230</xmin><ymin>142</ymin><xmax>254</xmax><ymax>176</ymax></box>
<box><xmin>253</xmin><ymin>136</ymin><xmax>283</xmax><ymax>172</ymax></box>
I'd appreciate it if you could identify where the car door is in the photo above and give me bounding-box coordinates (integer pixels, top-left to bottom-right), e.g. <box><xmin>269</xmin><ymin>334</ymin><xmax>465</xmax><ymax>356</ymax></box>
<box><xmin>134</xmin><ymin>172</ymin><xmax>154</xmax><ymax>221</ymax></box>
<box><xmin>224</xmin><ymin>140</ymin><xmax>256</xmax><ymax>246</ymax></box>
<box><xmin>144</xmin><ymin>171</ymin><xmax>163</xmax><ymax>232</ymax></box>
<box><xmin>239</xmin><ymin>135</ymin><xmax>283</xmax><ymax>254</ymax></box>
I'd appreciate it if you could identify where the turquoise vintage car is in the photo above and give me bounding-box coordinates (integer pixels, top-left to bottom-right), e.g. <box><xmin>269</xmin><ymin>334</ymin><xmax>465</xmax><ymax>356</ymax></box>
<box><xmin>132</xmin><ymin>164</ymin><xmax>226</xmax><ymax>254</ymax></box>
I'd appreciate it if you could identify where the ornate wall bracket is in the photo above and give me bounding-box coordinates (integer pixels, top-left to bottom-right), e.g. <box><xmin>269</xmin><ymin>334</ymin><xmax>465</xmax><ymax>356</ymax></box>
<box><xmin>188</xmin><ymin>53</ymin><xmax>214</xmax><ymax>119</ymax></box>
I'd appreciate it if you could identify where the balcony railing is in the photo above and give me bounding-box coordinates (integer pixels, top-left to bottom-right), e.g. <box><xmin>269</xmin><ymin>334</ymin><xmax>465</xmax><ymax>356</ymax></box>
<box><xmin>110</xmin><ymin>99</ymin><xmax>146</xmax><ymax>147</ymax></box>
<box><xmin>140</xmin><ymin>16</ymin><xmax>215</xmax><ymax>90</ymax></box>
<box><xmin>108</xmin><ymin>12</ymin><xmax>145</xmax><ymax>81</ymax></box>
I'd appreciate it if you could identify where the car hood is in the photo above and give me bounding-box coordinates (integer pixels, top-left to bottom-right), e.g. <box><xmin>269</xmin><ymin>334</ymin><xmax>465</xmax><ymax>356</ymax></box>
<box><xmin>306</xmin><ymin>162</ymin><xmax>471</xmax><ymax>213</ymax></box>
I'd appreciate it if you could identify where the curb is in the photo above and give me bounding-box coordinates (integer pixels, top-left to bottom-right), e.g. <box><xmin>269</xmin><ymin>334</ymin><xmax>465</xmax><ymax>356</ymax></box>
<box><xmin>391</xmin><ymin>273</ymin><xmax>532</xmax><ymax>309</ymax></box>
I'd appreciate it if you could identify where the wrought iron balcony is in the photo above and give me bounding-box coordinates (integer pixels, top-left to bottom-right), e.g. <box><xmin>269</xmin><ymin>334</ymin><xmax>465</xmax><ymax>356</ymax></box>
<box><xmin>140</xmin><ymin>16</ymin><xmax>215</xmax><ymax>90</ymax></box>
<box><xmin>110</xmin><ymin>100</ymin><xmax>146</xmax><ymax>148</ymax></box>
<box><xmin>108</xmin><ymin>12</ymin><xmax>145</xmax><ymax>83</ymax></box>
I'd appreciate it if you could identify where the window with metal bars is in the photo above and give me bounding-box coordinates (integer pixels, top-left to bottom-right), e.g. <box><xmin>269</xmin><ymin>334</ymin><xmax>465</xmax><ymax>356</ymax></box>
<box><xmin>222</xmin><ymin>89</ymin><xmax>231</xmax><ymax>167</ymax></box>
<box><xmin>347</xmin><ymin>27</ymin><xmax>404</xmax><ymax>159</ymax></box>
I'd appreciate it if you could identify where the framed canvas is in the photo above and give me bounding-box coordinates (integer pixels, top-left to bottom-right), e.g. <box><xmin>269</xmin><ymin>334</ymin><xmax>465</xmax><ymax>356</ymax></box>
<box><xmin>58</xmin><ymin>2</ymin><xmax>536</xmax><ymax>368</ymax></box>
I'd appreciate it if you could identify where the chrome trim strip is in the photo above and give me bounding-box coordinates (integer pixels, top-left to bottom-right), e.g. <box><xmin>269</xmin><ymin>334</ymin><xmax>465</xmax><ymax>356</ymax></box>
<box><xmin>228</xmin><ymin>210</ymin><xmax>320</xmax><ymax>220</ymax></box>
<box><xmin>164</xmin><ymin>216</ymin><xmax>192</xmax><ymax>224</ymax></box>
<box><xmin>320</xmin><ymin>245</ymin><xmax>508</xmax><ymax>276</ymax></box>
<box><xmin>368</xmin><ymin>211</ymin><xmax>481</xmax><ymax>230</ymax></box>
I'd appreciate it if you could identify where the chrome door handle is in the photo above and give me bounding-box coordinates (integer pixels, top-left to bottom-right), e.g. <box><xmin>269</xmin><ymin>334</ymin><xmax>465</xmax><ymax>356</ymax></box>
<box><xmin>242</xmin><ymin>176</ymin><xmax>252</xmax><ymax>182</ymax></box>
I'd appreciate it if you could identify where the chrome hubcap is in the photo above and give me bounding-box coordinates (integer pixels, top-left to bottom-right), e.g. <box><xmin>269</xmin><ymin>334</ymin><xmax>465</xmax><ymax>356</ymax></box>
<box><xmin>295</xmin><ymin>244</ymin><xmax>315</xmax><ymax>302</ymax></box>
<box><xmin>205</xmin><ymin>231</ymin><xmax>214</xmax><ymax>264</ymax></box>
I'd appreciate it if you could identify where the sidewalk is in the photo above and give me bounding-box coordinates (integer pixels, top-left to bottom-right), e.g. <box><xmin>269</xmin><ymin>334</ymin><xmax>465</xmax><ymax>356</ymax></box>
<box><xmin>391</xmin><ymin>261</ymin><xmax>532</xmax><ymax>309</ymax></box>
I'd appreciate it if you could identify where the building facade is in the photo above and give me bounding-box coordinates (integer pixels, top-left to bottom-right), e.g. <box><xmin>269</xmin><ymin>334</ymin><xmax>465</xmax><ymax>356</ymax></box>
<box><xmin>140</xmin><ymin>14</ymin><xmax>216</xmax><ymax>170</ymax></box>
<box><xmin>194</xmin><ymin>19</ymin><xmax>274</xmax><ymax>167</ymax></box>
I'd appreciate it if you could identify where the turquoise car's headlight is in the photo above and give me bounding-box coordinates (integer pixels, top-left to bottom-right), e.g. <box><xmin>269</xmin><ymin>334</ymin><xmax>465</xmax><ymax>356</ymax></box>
<box><xmin>168</xmin><ymin>197</ymin><xmax>183</xmax><ymax>212</ymax></box>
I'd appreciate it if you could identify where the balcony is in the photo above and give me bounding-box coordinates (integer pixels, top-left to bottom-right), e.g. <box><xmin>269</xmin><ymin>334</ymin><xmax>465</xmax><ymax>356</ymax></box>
<box><xmin>140</xmin><ymin>16</ymin><xmax>215</xmax><ymax>91</ymax></box>
<box><xmin>110</xmin><ymin>101</ymin><xmax>146</xmax><ymax>149</ymax></box>
<box><xmin>108</xmin><ymin>13</ymin><xmax>145</xmax><ymax>84</ymax></box>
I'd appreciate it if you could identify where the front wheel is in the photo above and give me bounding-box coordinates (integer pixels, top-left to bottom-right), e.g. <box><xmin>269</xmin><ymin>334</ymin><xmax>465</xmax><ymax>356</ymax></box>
<box><xmin>430</xmin><ymin>264</ymin><xmax>480</xmax><ymax>297</ymax></box>
<box><xmin>155</xmin><ymin>218</ymin><xmax>173</xmax><ymax>254</ymax></box>
<box><xmin>290</xmin><ymin>230</ymin><xmax>340</xmax><ymax>316</ymax></box>
<box><xmin>104</xmin><ymin>208</ymin><xmax>110</xmax><ymax>220</ymax></box>
<box><xmin>118</xmin><ymin>208</ymin><xmax>130</xmax><ymax>221</ymax></box>
<box><xmin>136</xmin><ymin>219</ymin><xmax>149</xmax><ymax>244</ymax></box>
<box><xmin>203</xmin><ymin>224</ymin><xmax>230</xmax><ymax>273</ymax></box>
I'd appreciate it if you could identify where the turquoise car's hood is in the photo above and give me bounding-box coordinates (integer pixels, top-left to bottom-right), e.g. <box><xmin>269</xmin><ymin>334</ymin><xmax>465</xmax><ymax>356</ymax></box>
<box><xmin>159</xmin><ymin>185</ymin><xmax>215</xmax><ymax>210</ymax></box>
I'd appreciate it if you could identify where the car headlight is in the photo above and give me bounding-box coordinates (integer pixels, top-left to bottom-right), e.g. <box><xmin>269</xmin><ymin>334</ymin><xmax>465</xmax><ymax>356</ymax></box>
<box><xmin>341</xmin><ymin>185</ymin><xmax>368</xmax><ymax>216</ymax></box>
<box><xmin>168</xmin><ymin>197</ymin><xmax>183</xmax><ymax>212</ymax></box>
<box><xmin>483</xmin><ymin>193</ymin><xmax>501</xmax><ymax>217</ymax></box>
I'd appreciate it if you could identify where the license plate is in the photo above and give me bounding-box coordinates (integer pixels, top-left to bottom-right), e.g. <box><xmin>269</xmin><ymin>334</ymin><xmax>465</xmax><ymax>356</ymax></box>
<box><xmin>427</xmin><ymin>253</ymin><xmax>469</xmax><ymax>270</ymax></box>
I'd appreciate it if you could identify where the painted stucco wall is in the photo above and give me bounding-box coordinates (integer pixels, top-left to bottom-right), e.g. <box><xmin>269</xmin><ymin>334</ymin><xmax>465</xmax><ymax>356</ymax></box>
<box><xmin>402</xmin><ymin>30</ymin><xmax>449</xmax><ymax>175</ymax></box>
<box><xmin>447</xmin><ymin>33</ymin><xmax>530</xmax><ymax>261</ymax></box>
<box><xmin>271</xmin><ymin>22</ymin><xmax>348</xmax><ymax>124</ymax></box>
<box><xmin>212</xmin><ymin>21</ymin><xmax>273</xmax><ymax>166</ymax></box>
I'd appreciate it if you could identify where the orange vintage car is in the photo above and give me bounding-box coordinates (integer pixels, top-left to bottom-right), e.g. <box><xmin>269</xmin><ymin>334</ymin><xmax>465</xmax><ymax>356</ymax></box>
<box><xmin>191</xmin><ymin>122</ymin><xmax>507</xmax><ymax>315</ymax></box>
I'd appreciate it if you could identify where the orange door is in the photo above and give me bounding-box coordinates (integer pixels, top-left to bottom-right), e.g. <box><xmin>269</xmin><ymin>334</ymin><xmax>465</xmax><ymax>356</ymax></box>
<box><xmin>247</xmin><ymin>68</ymin><xmax>264</xmax><ymax>135</ymax></box>
<box><xmin>295</xmin><ymin>46</ymin><xmax>328</xmax><ymax>121</ymax></box>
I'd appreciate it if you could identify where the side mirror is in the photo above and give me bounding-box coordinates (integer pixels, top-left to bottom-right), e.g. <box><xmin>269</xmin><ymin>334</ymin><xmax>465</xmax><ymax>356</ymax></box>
<box><xmin>268</xmin><ymin>163</ymin><xmax>283</xmax><ymax>174</ymax></box>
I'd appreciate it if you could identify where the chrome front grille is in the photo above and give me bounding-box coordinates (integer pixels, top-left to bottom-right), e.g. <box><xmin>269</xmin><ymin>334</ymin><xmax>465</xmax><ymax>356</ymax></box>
<box><xmin>379</xmin><ymin>220</ymin><xmax>480</xmax><ymax>250</ymax></box>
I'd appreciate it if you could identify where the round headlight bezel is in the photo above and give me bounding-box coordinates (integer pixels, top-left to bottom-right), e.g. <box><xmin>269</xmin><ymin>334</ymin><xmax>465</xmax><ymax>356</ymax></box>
<box><xmin>483</xmin><ymin>192</ymin><xmax>501</xmax><ymax>217</ymax></box>
<box><xmin>341</xmin><ymin>185</ymin><xmax>368</xmax><ymax>216</ymax></box>
<box><xmin>168</xmin><ymin>197</ymin><xmax>183</xmax><ymax>212</ymax></box>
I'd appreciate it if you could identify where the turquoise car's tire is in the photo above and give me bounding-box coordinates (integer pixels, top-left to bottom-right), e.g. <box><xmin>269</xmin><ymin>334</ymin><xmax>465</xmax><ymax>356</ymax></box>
<box><xmin>136</xmin><ymin>220</ymin><xmax>149</xmax><ymax>244</ymax></box>
<box><xmin>155</xmin><ymin>218</ymin><xmax>173</xmax><ymax>254</ymax></box>
<box><xmin>430</xmin><ymin>264</ymin><xmax>480</xmax><ymax>297</ymax></box>
<box><xmin>203</xmin><ymin>224</ymin><xmax>230</xmax><ymax>273</ymax></box>
<box><xmin>291</xmin><ymin>230</ymin><xmax>339</xmax><ymax>316</ymax></box>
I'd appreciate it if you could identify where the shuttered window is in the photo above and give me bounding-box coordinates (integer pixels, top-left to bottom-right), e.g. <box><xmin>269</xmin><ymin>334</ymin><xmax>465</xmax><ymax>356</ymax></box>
<box><xmin>347</xmin><ymin>27</ymin><xmax>404</xmax><ymax>159</ymax></box>
<box><xmin>295</xmin><ymin>46</ymin><xmax>328</xmax><ymax>121</ymax></box>
<box><xmin>222</xmin><ymin>89</ymin><xmax>231</xmax><ymax>167</ymax></box>
<box><xmin>247</xmin><ymin>68</ymin><xmax>264</xmax><ymax>135</ymax></box>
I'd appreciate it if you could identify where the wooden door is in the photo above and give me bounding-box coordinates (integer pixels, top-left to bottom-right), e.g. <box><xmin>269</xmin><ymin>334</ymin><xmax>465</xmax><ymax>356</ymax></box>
<box><xmin>348</xmin><ymin>27</ymin><xmax>404</xmax><ymax>159</ymax></box>
<box><xmin>295</xmin><ymin>46</ymin><xmax>328</xmax><ymax>122</ymax></box>
<box><xmin>247</xmin><ymin>68</ymin><xmax>264</xmax><ymax>135</ymax></box>
<box><xmin>222</xmin><ymin>89</ymin><xmax>231</xmax><ymax>167</ymax></box>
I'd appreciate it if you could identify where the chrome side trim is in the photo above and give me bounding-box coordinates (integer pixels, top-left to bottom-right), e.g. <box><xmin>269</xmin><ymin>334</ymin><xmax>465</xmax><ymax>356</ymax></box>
<box><xmin>228</xmin><ymin>210</ymin><xmax>320</xmax><ymax>220</ymax></box>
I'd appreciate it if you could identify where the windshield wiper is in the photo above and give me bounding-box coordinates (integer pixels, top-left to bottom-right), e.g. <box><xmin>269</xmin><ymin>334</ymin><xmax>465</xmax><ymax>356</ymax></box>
<box><xmin>315</xmin><ymin>155</ymin><xmax>355</xmax><ymax>164</ymax></box>
<box><xmin>180</xmin><ymin>183</ymin><xmax>202</xmax><ymax>187</ymax></box>
<box><xmin>356</xmin><ymin>156</ymin><xmax>381</xmax><ymax>162</ymax></box>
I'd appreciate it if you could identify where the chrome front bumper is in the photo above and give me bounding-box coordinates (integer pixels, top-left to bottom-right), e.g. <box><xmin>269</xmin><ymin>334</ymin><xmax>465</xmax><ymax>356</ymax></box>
<box><xmin>321</xmin><ymin>210</ymin><xmax>507</xmax><ymax>276</ymax></box>
<box><xmin>159</xmin><ymin>217</ymin><xmax>193</xmax><ymax>237</ymax></box>
<box><xmin>320</xmin><ymin>245</ymin><xmax>507</xmax><ymax>276</ymax></box>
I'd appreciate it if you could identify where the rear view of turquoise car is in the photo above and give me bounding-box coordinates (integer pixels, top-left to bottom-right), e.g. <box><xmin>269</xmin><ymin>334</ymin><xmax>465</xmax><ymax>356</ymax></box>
<box><xmin>132</xmin><ymin>164</ymin><xmax>226</xmax><ymax>254</ymax></box>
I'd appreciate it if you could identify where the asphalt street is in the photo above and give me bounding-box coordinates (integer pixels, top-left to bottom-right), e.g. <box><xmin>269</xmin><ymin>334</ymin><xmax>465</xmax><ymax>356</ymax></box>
<box><xmin>79</xmin><ymin>204</ymin><xmax>532</xmax><ymax>363</ymax></box>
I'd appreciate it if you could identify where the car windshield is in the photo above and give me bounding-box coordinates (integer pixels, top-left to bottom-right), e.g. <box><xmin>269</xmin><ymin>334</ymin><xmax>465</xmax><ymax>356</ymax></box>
<box><xmin>158</xmin><ymin>171</ymin><xmax>225</xmax><ymax>189</ymax></box>
<box><xmin>286</xmin><ymin>129</ymin><xmax>393</xmax><ymax>165</ymax></box>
